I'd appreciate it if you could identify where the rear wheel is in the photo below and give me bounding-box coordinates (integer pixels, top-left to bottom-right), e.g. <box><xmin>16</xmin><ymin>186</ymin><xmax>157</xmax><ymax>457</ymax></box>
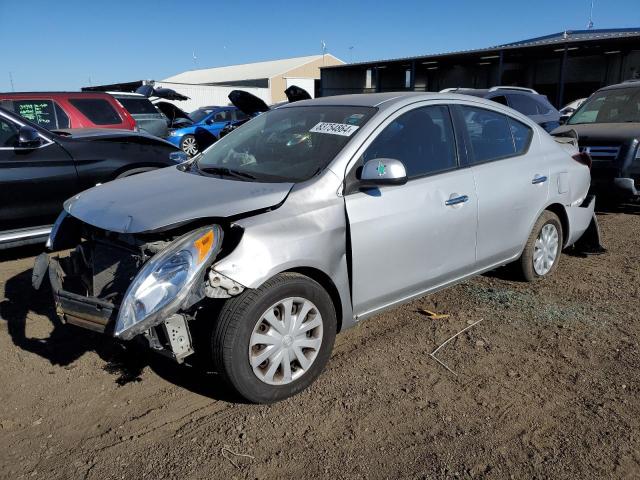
<box><xmin>211</xmin><ymin>273</ymin><xmax>336</xmax><ymax>403</ymax></box>
<box><xmin>180</xmin><ymin>135</ymin><xmax>199</xmax><ymax>156</ymax></box>
<box><xmin>518</xmin><ymin>211</ymin><xmax>563</xmax><ymax>282</ymax></box>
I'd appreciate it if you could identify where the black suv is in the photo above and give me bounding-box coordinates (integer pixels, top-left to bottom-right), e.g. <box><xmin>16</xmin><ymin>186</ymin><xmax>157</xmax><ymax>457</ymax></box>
<box><xmin>441</xmin><ymin>86</ymin><xmax>561</xmax><ymax>132</ymax></box>
<box><xmin>553</xmin><ymin>80</ymin><xmax>640</xmax><ymax>201</ymax></box>
<box><xmin>0</xmin><ymin>106</ymin><xmax>184</xmax><ymax>249</ymax></box>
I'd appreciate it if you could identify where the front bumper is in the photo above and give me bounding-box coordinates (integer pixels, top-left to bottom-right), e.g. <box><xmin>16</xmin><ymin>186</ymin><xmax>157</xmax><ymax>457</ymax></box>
<box><xmin>44</xmin><ymin>255</ymin><xmax>116</xmax><ymax>334</ymax></box>
<box><xmin>34</xmin><ymin>252</ymin><xmax>202</xmax><ymax>362</ymax></box>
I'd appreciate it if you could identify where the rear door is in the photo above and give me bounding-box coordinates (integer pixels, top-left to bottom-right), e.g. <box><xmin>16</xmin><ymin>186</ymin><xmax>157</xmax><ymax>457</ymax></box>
<box><xmin>0</xmin><ymin>113</ymin><xmax>78</xmax><ymax>231</ymax></box>
<box><xmin>455</xmin><ymin>105</ymin><xmax>549</xmax><ymax>268</ymax></box>
<box><xmin>345</xmin><ymin>103</ymin><xmax>478</xmax><ymax>318</ymax></box>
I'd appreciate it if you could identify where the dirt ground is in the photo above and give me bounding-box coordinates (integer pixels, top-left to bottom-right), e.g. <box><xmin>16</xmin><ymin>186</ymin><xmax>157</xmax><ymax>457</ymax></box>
<box><xmin>1</xmin><ymin>208</ymin><xmax>639</xmax><ymax>480</ymax></box>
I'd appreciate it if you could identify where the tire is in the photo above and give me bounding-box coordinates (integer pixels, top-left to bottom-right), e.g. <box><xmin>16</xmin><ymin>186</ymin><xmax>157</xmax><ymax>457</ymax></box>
<box><xmin>180</xmin><ymin>135</ymin><xmax>199</xmax><ymax>156</ymax></box>
<box><xmin>518</xmin><ymin>211</ymin><xmax>563</xmax><ymax>282</ymax></box>
<box><xmin>211</xmin><ymin>272</ymin><xmax>337</xmax><ymax>404</ymax></box>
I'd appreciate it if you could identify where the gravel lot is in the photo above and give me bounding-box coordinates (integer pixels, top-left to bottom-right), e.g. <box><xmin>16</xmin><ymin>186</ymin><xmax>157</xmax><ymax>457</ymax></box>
<box><xmin>1</xmin><ymin>208</ymin><xmax>639</xmax><ymax>479</ymax></box>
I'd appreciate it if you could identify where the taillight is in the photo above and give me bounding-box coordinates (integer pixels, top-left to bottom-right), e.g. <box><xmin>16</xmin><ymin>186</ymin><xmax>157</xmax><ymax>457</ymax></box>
<box><xmin>114</xmin><ymin>98</ymin><xmax>137</xmax><ymax>131</ymax></box>
<box><xmin>572</xmin><ymin>151</ymin><xmax>592</xmax><ymax>169</ymax></box>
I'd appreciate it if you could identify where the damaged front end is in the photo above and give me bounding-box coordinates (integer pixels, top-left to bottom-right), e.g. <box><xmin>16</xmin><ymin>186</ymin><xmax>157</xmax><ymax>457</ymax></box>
<box><xmin>34</xmin><ymin>214</ymin><xmax>244</xmax><ymax>362</ymax></box>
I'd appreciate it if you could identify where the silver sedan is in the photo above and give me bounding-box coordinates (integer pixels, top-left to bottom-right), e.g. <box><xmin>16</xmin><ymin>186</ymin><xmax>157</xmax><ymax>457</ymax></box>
<box><xmin>39</xmin><ymin>92</ymin><xmax>596</xmax><ymax>403</ymax></box>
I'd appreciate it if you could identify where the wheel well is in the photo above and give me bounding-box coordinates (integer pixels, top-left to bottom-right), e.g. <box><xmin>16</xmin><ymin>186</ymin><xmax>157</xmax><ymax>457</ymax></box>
<box><xmin>286</xmin><ymin>267</ymin><xmax>344</xmax><ymax>333</ymax></box>
<box><xmin>545</xmin><ymin>203</ymin><xmax>569</xmax><ymax>246</ymax></box>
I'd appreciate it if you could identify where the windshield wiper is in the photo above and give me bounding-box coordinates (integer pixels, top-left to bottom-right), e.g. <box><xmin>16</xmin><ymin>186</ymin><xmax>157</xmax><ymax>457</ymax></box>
<box><xmin>198</xmin><ymin>166</ymin><xmax>257</xmax><ymax>180</ymax></box>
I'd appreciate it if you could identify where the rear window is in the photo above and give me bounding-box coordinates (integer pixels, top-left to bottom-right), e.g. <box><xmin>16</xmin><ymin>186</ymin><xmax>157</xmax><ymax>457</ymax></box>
<box><xmin>69</xmin><ymin>98</ymin><xmax>122</xmax><ymax>125</ymax></box>
<box><xmin>507</xmin><ymin>94</ymin><xmax>540</xmax><ymax>116</ymax></box>
<box><xmin>117</xmin><ymin>97</ymin><xmax>158</xmax><ymax>115</ymax></box>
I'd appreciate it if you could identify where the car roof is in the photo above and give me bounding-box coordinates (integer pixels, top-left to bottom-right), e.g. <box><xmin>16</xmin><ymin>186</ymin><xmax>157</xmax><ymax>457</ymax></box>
<box><xmin>0</xmin><ymin>91</ymin><xmax>116</xmax><ymax>99</ymax></box>
<box><xmin>277</xmin><ymin>91</ymin><xmax>518</xmax><ymax>112</ymax></box>
<box><xmin>108</xmin><ymin>91</ymin><xmax>147</xmax><ymax>98</ymax></box>
<box><xmin>598</xmin><ymin>79</ymin><xmax>640</xmax><ymax>92</ymax></box>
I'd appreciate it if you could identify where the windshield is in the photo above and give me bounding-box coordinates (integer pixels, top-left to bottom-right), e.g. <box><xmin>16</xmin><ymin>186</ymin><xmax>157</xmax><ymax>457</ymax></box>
<box><xmin>568</xmin><ymin>87</ymin><xmax>640</xmax><ymax>124</ymax></box>
<box><xmin>195</xmin><ymin>106</ymin><xmax>376</xmax><ymax>182</ymax></box>
<box><xmin>190</xmin><ymin>108</ymin><xmax>216</xmax><ymax>123</ymax></box>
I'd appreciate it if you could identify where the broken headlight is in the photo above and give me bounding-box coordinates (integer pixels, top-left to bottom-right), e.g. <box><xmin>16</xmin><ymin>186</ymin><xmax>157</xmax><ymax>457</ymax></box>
<box><xmin>115</xmin><ymin>225</ymin><xmax>223</xmax><ymax>340</ymax></box>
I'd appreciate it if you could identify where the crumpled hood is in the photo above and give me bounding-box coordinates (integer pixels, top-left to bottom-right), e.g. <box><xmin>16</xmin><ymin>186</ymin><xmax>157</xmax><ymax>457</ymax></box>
<box><xmin>64</xmin><ymin>166</ymin><xmax>293</xmax><ymax>233</ymax></box>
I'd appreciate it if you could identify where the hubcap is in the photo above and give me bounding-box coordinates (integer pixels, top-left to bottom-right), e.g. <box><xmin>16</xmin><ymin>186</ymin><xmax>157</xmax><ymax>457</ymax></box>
<box><xmin>182</xmin><ymin>137</ymin><xmax>198</xmax><ymax>156</ymax></box>
<box><xmin>533</xmin><ymin>223</ymin><xmax>559</xmax><ymax>276</ymax></box>
<box><xmin>249</xmin><ymin>297</ymin><xmax>323</xmax><ymax>386</ymax></box>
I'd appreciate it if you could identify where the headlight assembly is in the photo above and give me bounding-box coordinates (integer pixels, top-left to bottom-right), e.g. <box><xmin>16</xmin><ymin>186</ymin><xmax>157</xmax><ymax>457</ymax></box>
<box><xmin>115</xmin><ymin>225</ymin><xmax>223</xmax><ymax>340</ymax></box>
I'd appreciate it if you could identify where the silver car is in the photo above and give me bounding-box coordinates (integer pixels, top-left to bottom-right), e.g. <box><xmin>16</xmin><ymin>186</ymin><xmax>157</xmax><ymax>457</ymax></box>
<box><xmin>36</xmin><ymin>92</ymin><xmax>596</xmax><ymax>403</ymax></box>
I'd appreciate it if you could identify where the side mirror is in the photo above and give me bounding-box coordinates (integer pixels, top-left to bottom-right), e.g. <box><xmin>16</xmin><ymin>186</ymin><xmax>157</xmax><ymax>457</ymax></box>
<box><xmin>169</xmin><ymin>151</ymin><xmax>189</xmax><ymax>163</ymax></box>
<box><xmin>18</xmin><ymin>126</ymin><xmax>42</xmax><ymax>148</ymax></box>
<box><xmin>359</xmin><ymin>158</ymin><xmax>407</xmax><ymax>186</ymax></box>
<box><xmin>559</xmin><ymin>117</ymin><xmax>568</xmax><ymax>125</ymax></box>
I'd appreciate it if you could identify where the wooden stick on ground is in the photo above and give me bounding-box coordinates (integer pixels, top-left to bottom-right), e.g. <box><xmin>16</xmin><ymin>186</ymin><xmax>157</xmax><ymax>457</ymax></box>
<box><xmin>429</xmin><ymin>319</ymin><xmax>484</xmax><ymax>376</ymax></box>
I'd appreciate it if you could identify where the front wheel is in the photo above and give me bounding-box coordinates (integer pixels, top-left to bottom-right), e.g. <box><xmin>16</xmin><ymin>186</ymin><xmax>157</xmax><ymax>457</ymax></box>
<box><xmin>518</xmin><ymin>211</ymin><xmax>563</xmax><ymax>282</ymax></box>
<box><xmin>211</xmin><ymin>273</ymin><xmax>337</xmax><ymax>403</ymax></box>
<box><xmin>180</xmin><ymin>135</ymin><xmax>199</xmax><ymax>156</ymax></box>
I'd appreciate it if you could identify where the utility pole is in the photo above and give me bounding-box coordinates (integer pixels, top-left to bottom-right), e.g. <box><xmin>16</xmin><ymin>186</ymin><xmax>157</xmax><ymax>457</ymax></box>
<box><xmin>8</xmin><ymin>71</ymin><xmax>15</xmax><ymax>92</ymax></box>
<box><xmin>321</xmin><ymin>40</ymin><xmax>327</xmax><ymax>66</ymax></box>
<box><xmin>587</xmin><ymin>0</ymin><xmax>595</xmax><ymax>29</ymax></box>
<box><xmin>349</xmin><ymin>46</ymin><xmax>354</xmax><ymax>63</ymax></box>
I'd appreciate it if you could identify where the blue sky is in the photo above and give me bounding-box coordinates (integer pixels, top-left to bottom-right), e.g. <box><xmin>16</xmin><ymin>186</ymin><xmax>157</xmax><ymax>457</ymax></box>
<box><xmin>1</xmin><ymin>0</ymin><xmax>638</xmax><ymax>91</ymax></box>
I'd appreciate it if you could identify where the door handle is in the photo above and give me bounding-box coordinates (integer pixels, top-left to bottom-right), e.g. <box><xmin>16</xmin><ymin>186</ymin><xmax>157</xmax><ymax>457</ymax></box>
<box><xmin>532</xmin><ymin>175</ymin><xmax>548</xmax><ymax>185</ymax></box>
<box><xmin>445</xmin><ymin>195</ymin><xmax>469</xmax><ymax>206</ymax></box>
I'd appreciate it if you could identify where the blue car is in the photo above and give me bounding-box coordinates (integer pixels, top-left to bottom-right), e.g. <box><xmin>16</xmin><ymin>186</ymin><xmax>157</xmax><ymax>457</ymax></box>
<box><xmin>167</xmin><ymin>106</ymin><xmax>249</xmax><ymax>156</ymax></box>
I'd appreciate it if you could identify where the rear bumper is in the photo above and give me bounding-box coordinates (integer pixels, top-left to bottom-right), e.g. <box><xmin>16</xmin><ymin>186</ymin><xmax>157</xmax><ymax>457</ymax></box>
<box><xmin>565</xmin><ymin>195</ymin><xmax>596</xmax><ymax>247</ymax></box>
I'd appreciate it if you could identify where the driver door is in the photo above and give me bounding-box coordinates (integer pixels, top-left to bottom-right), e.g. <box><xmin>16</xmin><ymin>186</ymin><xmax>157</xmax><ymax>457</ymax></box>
<box><xmin>344</xmin><ymin>104</ymin><xmax>478</xmax><ymax>318</ymax></box>
<box><xmin>0</xmin><ymin>115</ymin><xmax>78</xmax><ymax>231</ymax></box>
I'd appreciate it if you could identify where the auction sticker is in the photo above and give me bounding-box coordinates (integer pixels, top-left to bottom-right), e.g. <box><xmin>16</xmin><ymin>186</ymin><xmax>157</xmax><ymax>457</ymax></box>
<box><xmin>310</xmin><ymin>122</ymin><xmax>359</xmax><ymax>136</ymax></box>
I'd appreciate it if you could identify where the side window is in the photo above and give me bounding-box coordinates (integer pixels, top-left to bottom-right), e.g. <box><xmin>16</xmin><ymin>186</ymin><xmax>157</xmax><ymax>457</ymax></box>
<box><xmin>490</xmin><ymin>95</ymin><xmax>509</xmax><ymax>106</ymax></box>
<box><xmin>509</xmin><ymin>118</ymin><xmax>533</xmax><ymax>153</ymax></box>
<box><xmin>0</xmin><ymin>117</ymin><xmax>19</xmax><ymax>147</ymax></box>
<box><xmin>360</xmin><ymin>105</ymin><xmax>457</xmax><ymax>178</ymax></box>
<box><xmin>213</xmin><ymin>110</ymin><xmax>230</xmax><ymax>122</ymax></box>
<box><xmin>507</xmin><ymin>94</ymin><xmax>539</xmax><ymax>116</ymax></box>
<box><xmin>461</xmin><ymin>106</ymin><xmax>518</xmax><ymax>163</ymax></box>
<box><xmin>68</xmin><ymin>98</ymin><xmax>122</xmax><ymax>125</ymax></box>
<box><xmin>54</xmin><ymin>102</ymin><xmax>70</xmax><ymax>128</ymax></box>
<box><xmin>12</xmin><ymin>99</ymin><xmax>57</xmax><ymax>129</ymax></box>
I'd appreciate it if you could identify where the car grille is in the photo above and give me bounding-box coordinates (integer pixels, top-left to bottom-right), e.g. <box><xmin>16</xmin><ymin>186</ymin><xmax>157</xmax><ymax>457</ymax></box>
<box><xmin>580</xmin><ymin>145</ymin><xmax>620</xmax><ymax>162</ymax></box>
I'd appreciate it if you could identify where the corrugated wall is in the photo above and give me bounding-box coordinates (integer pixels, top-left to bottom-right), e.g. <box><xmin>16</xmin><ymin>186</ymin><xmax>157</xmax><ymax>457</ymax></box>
<box><xmin>153</xmin><ymin>82</ymin><xmax>271</xmax><ymax>112</ymax></box>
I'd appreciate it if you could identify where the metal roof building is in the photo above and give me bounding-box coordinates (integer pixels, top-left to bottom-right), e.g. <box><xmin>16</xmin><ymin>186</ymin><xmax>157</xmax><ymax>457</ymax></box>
<box><xmin>163</xmin><ymin>54</ymin><xmax>344</xmax><ymax>104</ymax></box>
<box><xmin>320</xmin><ymin>28</ymin><xmax>640</xmax><ymax>107</ymax></box>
